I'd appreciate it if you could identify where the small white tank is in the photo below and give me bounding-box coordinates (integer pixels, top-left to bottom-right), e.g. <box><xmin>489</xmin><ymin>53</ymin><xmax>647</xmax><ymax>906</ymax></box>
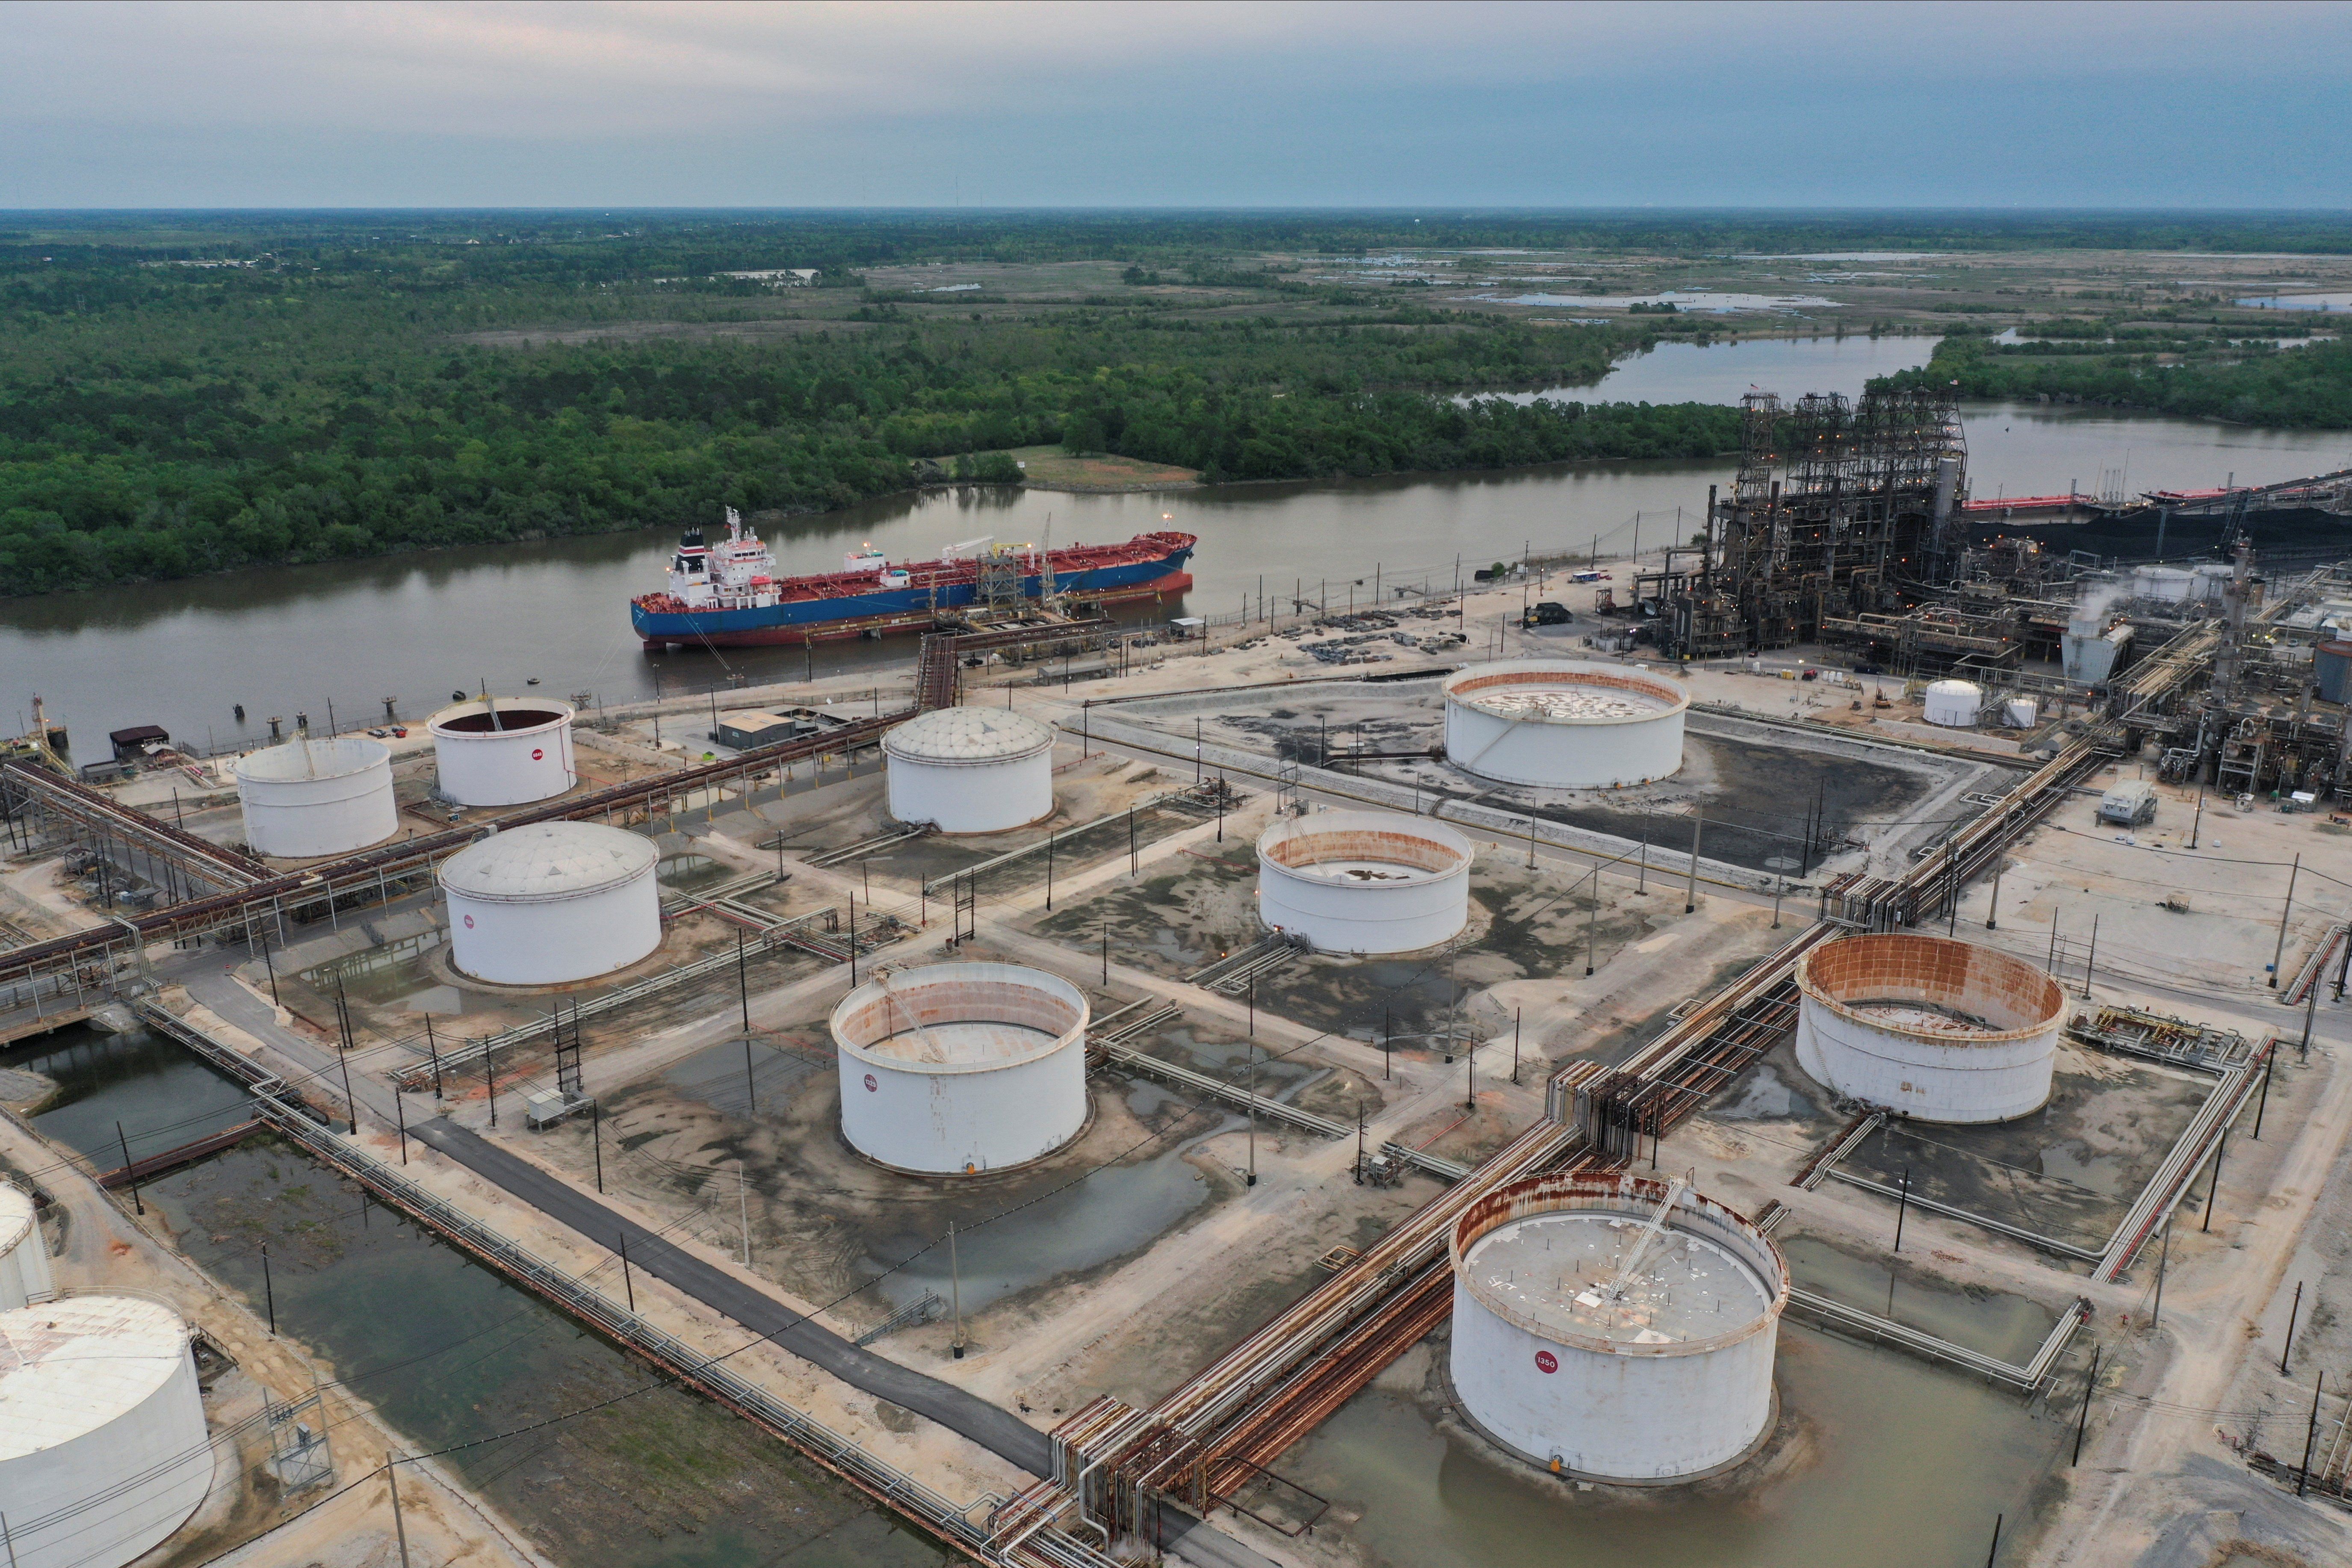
<box><xmin>1256</xmin><ymin>810</ymin><xmax>1471</xmax><ymax>954</ymax></box>
<box><xmin>830</xmin><ymin>963</ymin><xmax>1088</xmax><ymax>1175</ymax></box>
<box><xmin>1442</xmin><ymin>659</ymin><xmax>1687</xmax><ymax>787</ymax></box>
<box><xmin>1921</xmin><ymin>679</ymin><xmax>1983</xmax><ymax>728</ymax></box>
<box><xmin>439</xmin><ymin>822</ymin><xmax>662</xmax><ymax>985</ymax></box>
<box><xmin>884</xmin><ymin>708</ymin><xmax>1058</xmax><ymax>834</ymax></box>
<box><xmin>1795</xmin><ymin>933</ymin><xmax>2065</xmax><ymax>1123</ymax></box>
<box><xmin>0</xmin><ymin>1183</ymin><xmax>53</xmax><ymax>1310</ymax></box>
<box><xmin>428</xmin><ymin>698</ymin><xmax>576</xmax><ymax>807</ymax></box>
<box><xmin>234</xmin><ymin>734</ymin><xmax>398</xmax><ymax>858</ymax></box>
<box><xmin>0</xmin><ymin>1296</ymin><xmax>213</xmax><ymax>1568</ymax></box>
<box><xmin>1451</xmin><ymin>1172</ymin><xmax>1787</xmax><ymax>1482</ymax></box>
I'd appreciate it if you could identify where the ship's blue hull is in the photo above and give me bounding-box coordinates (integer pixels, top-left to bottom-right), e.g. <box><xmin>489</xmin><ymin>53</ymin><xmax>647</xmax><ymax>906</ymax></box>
<box><xmin>632</xmin><ymin>546</ymin><xmax>1193</xmax><ymax>646</ymax></box>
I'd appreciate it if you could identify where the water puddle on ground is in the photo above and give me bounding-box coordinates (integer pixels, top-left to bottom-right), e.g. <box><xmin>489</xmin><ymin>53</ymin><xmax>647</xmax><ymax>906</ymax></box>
<box><xmin>143</xmin><ymin>1143</ymin><xmax>945</xmax><ymax>1568</ymax></box>
<box><xmin>6</xmin><ymin>1019</ymin><xmax>256</xmax><ymax>1166</ymax></box>
<box><xmin>1776</xmin><ymin>1233</ymin><xmax>2059</xmax><ymax>1364</ymax></box>
<box><xmin>1287</xmin><ymin>1324</ymin><xmax>2065</xmax><ymax>1568</ymax></box>
<box><xmin>664</xmin><ymin>1036</ymin><xmax>825</xmax><ymax>1119</ymax></box>
<box><xmin>857</xmin><ymin>1121</ymin><xmax>1226</xmax><ymax>1315</ymax></box>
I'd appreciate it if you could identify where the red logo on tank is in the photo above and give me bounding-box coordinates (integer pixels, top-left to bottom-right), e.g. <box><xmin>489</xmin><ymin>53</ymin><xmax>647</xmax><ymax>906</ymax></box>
<box><xmin>1534</xmin><ymin>1350</ymin><xmax>1558</xmax><ymax>1374</ymax></box>
<box><xmin>532</xmin><ymin>747</ymin><xmax>544</xmax><ymax>761</ymax></box>
<box><xmin>463</xmin><ymin>914</ymin><xmax>475</xmax><ymax>929</ymax></box>
<box><xmin>864</xmin><ymin>1073</ymin><xmax>878</xmax><ymax>1093</ymax></box>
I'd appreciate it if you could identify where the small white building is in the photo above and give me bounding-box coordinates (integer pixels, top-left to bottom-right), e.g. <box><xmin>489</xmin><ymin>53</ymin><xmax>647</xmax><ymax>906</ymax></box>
<box><xmin>233</xmin><ymin>733</ymin><xmax>399</xmax><ymax>858</ymax></box>
<box><xmin>1450</xmin><ymin>1172</ymin><xmax>1787</xmax><ymax>1482</ymax></box>
<box><xmin>1256</xmin><ymin>810</ymin><xmax>1471</xmax><ymax>954</ymax></box>
<box><xmin>428</xmin><ymin>697</ymin><xmax>576</xmax><ymax>807</ymax></box>
<box><xmin>830</xmin><ymin>963</ymin><xmax>1089</xmax><ymax>1175</ymax></box>
<box><xmin>1795</xmin><ymin>933</ymin><xmax>2064</xmax><ymax>1123</ymax></box>
<box><xmin>1442</xmin><ymin>660</ymin><xmax>1688</xmax><ymax>788</ymax></box>
<box><xmin>0</xmin><ymin>1296</ymin><xmax>213</xmax><ymax>1568</ymax></box>
<box><xmin>0</xmin><ymin>1182</ymin><xmax>53</xmax><ymax>1310</ymax></box>
<box><xmin>440</xmin><ymin>821</ymin><xmax>662</xmax><ymax>986</ymax></box>
<box><xmin>884</xmin><ymin>708</ymin><xmax>1058</xmax><ymax>834</ymax></box>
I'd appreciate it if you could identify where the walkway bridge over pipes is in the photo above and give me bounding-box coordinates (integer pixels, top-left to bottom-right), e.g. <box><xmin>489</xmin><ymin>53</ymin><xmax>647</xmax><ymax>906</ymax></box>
<box><xmin>1020</xmin><ymin>618</ymin><xmax>2225</xmax><ymax>1554</ymax></box>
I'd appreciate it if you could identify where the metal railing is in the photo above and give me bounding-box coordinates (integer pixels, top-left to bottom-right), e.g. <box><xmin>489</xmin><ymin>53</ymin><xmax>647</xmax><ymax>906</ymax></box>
<box><xmin>1784</xmin><ymin>1289</ymin><xmax>2089</xmax><ymax>1392</ymax></box>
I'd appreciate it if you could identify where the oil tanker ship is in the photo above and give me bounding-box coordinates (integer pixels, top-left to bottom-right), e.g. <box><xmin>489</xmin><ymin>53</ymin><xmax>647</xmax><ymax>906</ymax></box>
<box><xmin>630</xmin><ymin>509</ymin><xmax>1196</xmax><ymax>648</ymax></box>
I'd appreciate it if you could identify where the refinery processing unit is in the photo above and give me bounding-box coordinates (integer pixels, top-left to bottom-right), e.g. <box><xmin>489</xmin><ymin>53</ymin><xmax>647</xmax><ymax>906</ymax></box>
<box><xmin>8</xmin><ymin>413</ymin><xmax>2352</xmax><ymax>1568</ymax></box>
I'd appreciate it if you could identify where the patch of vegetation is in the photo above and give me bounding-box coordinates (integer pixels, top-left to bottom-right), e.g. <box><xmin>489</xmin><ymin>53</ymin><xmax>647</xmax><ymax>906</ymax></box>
<box><xmin>1877</xmin><ymin>325</ymin><xmax>2352</xmax><ymax>428</ymax></box>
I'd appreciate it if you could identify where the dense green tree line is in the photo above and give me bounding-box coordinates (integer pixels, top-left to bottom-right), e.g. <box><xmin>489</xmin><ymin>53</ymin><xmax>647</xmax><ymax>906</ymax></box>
<box><xmin>0</xmin><ymin>231</ymin><xmax>1740</xmax><ymax>595</ymax></box>
<box><xmin>1879</xmin><ymin>328</ymin><xmax>2352</xmax><ymax>428</ymax></box>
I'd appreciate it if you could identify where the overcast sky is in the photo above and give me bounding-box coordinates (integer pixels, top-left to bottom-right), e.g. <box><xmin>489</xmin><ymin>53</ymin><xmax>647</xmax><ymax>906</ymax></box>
<box><xmin>3</xmin><ymin>0</ymin><xmax>2346</xmax><ymax>210</ymax></box>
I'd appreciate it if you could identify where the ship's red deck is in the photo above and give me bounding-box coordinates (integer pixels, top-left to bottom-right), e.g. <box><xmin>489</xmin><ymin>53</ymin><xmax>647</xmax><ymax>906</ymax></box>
<box><xmin>635</xmin><ymin>530</ymin><xmax>1194</xmax><ymax>614</ymax></box>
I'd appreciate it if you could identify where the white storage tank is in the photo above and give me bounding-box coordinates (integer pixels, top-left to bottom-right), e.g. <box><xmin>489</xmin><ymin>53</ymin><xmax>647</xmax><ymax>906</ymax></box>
<box><xmin>1257</xmin><ymin>810</ymin><xmax>1471</xmax><ymax>954</ymax></box>
<box><xmin>1921</xmin><ymin>679</ymin><xmax>1983</xmax><ymax>728</ymax></box>
<box><xmin>1450</xmin><ymin>1172</ymin><xmax>1787</xmax><ymax>1482</ymax></box>
<box><xmin>1795</xmin><ymin>933</ymin><xmax>2065</xmax><ymax>1123</ymax></box>
<box><xmin>233</xmin><ymin>734</ymin><xmax>398</xmax><ymax>858</ymax></box>
<box><xmin>884</xmin><ymin>708</ymin><xmax>1058</xmax><ymax>834</ymax></box>
<box><xmin>830</xmin><ymin>963</ymin><xmax>1088</xmax><ymax>1175</ymax></box>
<box><xmin>440</xmin><ymin>821</ymin><xmax>662</xmax><ymax>986</ymax></box>
<box><xmin>1442</xmin><ymin>659</ymin><xmax>1688</xmax><ymax>788</ymax></box>
<box><xmin>0</xmin><ymin>1183</ymin><xmax>53</xmax><ymax>1310</ymax></box>
<box><xmin>0</xmin><ymin>1296</ymin><xmax>213</xmax><ymax>1568</ymax></box>
<box><xmin>428</xmin><ymin>697</ymin><xmax>576</xmax><ymax>807</ymax></box>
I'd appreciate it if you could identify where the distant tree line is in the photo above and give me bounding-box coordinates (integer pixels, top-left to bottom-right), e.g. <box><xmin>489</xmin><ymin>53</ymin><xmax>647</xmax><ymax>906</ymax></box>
<box><xmin>0</xmin><ymin>232</ymin><xmax>1741</xmax><ymax>595</ymax></box>
<box><xmin>1878</xmin><ymin>326</ymin><xmax>2352</xmax><ymax>428</ymax></box>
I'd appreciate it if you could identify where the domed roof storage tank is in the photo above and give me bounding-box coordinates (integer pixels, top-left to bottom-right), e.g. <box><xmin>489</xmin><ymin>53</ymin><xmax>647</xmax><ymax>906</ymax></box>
<box><xmin>234</xmin><ymin>733</ymin><xmax>398</xmax><ymax>858</ymax></box>
<box><xmin>884</xmin><ymin>708</ymin><xmax>1058</xmax><ymax>834</ymax></box>
<box><xmin>1450</xmin><ymin>1172</ymin><xmax>1787</xmax><ymax>1483</ymax></box>
<box><xmin>440</xmin><ymin>822</ymin><xmax>662</xmax><ymax>986</ymax></box>
<box><xmin>428</xmin><ymin>697</ymin><xmax>576</xmax><ymax>807</ymax></box>
<box><xmin>1442</xmin><ymin>659</ymin><xmax>1688</xmax><ymax>788</ymax></box>
<box><xmin>1921</xmin><ymin>680</ymin><xmax>1983</xmax><ymax>728</ymax></box>
<box><xmin>1256</xmin><ymin>809</ymin><xmax>1471</xmax><ymax>954</ymax></box>
<box><xmin>0</xmin><ymin>1296</ymin><xmax>213</xmax><ymax>1568</ymax></box>
<box><xmin>1795</xmin><ymin>933</ymin><xmax>2065</xmax><ymax>1123</ymax></box>
<box><xmin>830</xmin><ymin>963</ymin><xmax>1089</xmax><ymax>1175</ymax></box>
<box><xmin>0</xmin><ymin>1182</ymin><xmax>53</xmax><ymax>1311</ymax></box>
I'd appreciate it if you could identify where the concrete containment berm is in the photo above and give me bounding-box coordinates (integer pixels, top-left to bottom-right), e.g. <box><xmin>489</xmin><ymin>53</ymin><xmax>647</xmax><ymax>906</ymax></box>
<box><xmin>1256</xmin><ymin>809</ymin><xmax>1471</xmax><ymax>955</ymax></box>
<box><xmin>1794</xmin><ymin>933</ymin><xmax>2065</xmax><ymax>1123</ymax></box>
<box><xmin>1449</xmin><ymin>1171</ymin><xmax>1788</xmax><ymax>1483</ymax></box>
<box><xmin>1442</xmin><ymin>659</ymin><xmax>1687</xmax><ymax>788</ymax></box>
<box><xmin>830</xmin><ymin>962</ymin><xmax>1089</xmax><ymax>1175</ymax></box>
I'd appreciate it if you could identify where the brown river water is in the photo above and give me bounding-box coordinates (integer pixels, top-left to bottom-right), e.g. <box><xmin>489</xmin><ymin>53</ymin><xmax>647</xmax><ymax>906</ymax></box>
<box><xmin>6</xmin><ymin>333</ymin><xmax>2350</xmax><ymax>767</ymax></box>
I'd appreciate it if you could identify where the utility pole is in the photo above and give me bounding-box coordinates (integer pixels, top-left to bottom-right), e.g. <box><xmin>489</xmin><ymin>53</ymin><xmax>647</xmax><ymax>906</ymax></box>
<box><xmin>386</xmin><ymin>1455</ymin><xmax>411</xmax><ymax>1568</ymax></box>
<box><xmin>2271</xmin><ymin>853</ymin><xmax>2301</xmax><ymax>988</ymax></box>
<box><xmin>949</xmin><ymin>1221</ymin><xmax>966</xmax><ymax>1359</ymax></box>
<box><xmin>116</xmin><ymin>1122</ymin><xmax>143</xmax><ymax>1216</ymax></box>
<box><xmin>2071</xmin><ymin>1343</ymin><xmax>2101</xmax><ymax>1465</ymax></box>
